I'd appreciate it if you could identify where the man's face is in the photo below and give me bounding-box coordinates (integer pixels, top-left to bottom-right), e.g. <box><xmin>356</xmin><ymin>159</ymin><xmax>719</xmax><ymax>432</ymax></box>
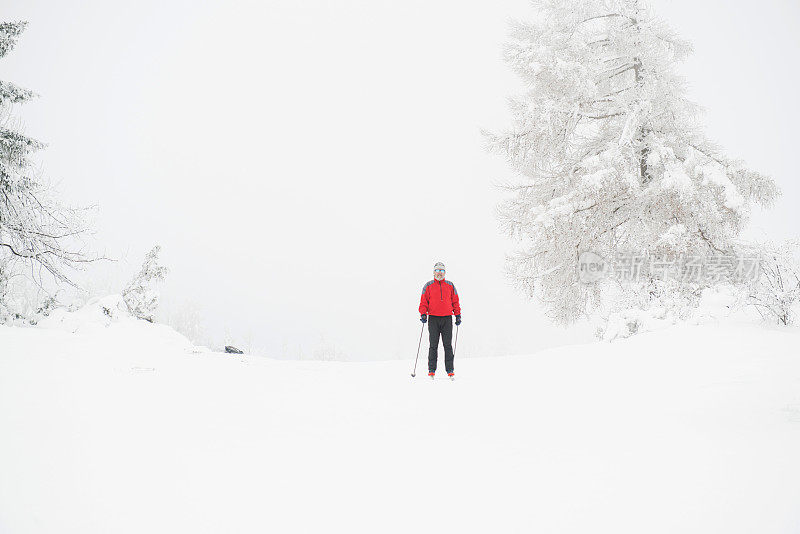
<box><xmin>434</xmin><ymin>269</ymin><xmax>445</xmax><ymax>281</ymax></box>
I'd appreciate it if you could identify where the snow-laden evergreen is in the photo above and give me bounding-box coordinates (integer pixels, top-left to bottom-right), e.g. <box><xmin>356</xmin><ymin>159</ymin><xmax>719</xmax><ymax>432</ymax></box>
<box><xmin>485</xmin><ymin>0</ymin><xmax>779</xmax><ymax>324</ymax></box>
<box><xmin>122</xmin><ymin>245</ymin><xmax>168</xmax><ymax>323</ymax></box>
<box><xmin>0</xmin><ymin>21</ymin><xmax>92</xmax><ymax>310</ymax></box>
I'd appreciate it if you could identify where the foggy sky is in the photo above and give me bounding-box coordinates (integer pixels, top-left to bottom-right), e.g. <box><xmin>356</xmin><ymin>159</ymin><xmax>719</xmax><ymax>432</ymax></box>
<box><xmin>3</xmin><ymin>0</ymin><xmax>798</xmax><ymax>359</ymax></box>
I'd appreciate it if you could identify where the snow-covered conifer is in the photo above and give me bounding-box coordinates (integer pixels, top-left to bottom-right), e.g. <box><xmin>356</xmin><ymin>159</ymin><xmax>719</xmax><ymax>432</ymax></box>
<box><xmin>0</xmin><ymin>21</ymin><xmax>94</xmax><ymax>294</ymax></box>
<box><xmin>485</xmin><ymin>0</ymin><xmax>780</xmax><ymax>324</ymax></box>
<box><xmin>123</xmin><ymin>245</ymin><xmax>168</xmax><ymax>323</ymax></box>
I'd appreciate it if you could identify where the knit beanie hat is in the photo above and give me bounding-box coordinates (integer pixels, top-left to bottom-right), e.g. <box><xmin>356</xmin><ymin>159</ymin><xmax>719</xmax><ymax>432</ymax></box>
<box><xmin>433</xmin><ymin>262</ymin><xmax>445</xmax><ymax>271</ymax></box>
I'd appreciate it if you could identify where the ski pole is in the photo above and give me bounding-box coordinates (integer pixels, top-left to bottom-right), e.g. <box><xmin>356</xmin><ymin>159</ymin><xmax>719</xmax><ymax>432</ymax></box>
<box><xmin>454</xmin><ymin>324</ymin><xmax>459</xmax><ymax>357</ymax></box>
<box><xmin>411</xmin><ymin>323</ymin><xmax>425</xmax><ymax>377</ymax></box>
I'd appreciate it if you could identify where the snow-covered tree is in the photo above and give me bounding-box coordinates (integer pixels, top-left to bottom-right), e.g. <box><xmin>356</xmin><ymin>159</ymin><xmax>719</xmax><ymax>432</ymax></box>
<box><xmin>739</xmin><ymin>240</ymin><xmax>800</xmax><ymax>326</ymax></box>
<box><xmin>485</xmin><ymin>0</ymin><xmax>779</xmax><ymax>324</ymax></box>
<box><xmin>0</xmin><ymin>255</ymin><xmax>15</xmax><ymax>321</ymax></box>
<box><xmin>0</xmin><ymin>21</ymin><xmax>94</xmax><ymax>293</ymax></box>
<box><xmin>123</xmin><ymin>245</ymin><xmax>168</xmax><ymax>322</ymax></box>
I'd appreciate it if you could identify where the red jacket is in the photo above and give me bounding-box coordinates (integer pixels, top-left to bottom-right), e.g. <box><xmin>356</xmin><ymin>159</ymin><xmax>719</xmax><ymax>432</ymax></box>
<box><xmin>419</xmin><ymin>279</ymin><xmax>461</xmax><ymax>317</ymax></box>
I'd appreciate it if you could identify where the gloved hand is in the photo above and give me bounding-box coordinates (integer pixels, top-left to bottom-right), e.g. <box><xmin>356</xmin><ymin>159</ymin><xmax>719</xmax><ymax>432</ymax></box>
<box><xmin>420</xmin><ymin>314</ymin><xmax>427</xmax><ymax>324</ymax></box>
<box><xmin>455</xmin><ymin>315</ymin><xmax>462</xmax><ymax>326</ymax></box>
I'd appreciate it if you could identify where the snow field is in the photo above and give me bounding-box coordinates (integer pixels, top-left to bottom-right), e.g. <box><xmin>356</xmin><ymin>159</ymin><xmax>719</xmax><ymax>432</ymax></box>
<box><xmin>1</xmin><ymin>315</ymin><xmax>800</xmax><ymax>533</ymax></box>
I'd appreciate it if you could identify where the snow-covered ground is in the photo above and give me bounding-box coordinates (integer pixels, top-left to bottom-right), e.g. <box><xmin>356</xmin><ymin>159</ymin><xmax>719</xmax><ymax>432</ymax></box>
<box><xmin>1</xmin><ymin>296</ymin><xmax>800</xmax><ymax>533</ymax></box>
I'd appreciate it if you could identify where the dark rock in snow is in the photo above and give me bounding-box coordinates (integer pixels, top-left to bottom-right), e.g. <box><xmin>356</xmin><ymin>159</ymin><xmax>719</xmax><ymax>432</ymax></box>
<box><xmin>225</xmin><ymin>345</ymin><xmax>244</xmax><ymax>354</ymax></box>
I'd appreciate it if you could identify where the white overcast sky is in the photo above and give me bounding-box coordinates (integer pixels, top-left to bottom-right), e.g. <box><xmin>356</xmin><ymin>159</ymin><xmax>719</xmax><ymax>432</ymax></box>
<box><xmin>2</xmin><ymin>0</ymin><xmax>799</xmax><ymax>359</ymax></box>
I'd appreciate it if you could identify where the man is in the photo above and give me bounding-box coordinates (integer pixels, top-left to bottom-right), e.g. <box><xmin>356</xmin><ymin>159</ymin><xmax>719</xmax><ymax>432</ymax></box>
<box><xmin>419</xmin><ymin>262</ymin><xmax>461</xmax><ymax>380</ymax></box>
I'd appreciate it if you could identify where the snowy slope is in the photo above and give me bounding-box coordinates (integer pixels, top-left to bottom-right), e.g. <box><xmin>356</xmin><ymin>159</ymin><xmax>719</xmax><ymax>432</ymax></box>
<box><xmin>1</xmin><ymin>298</ymin><xmax>800</xmax><ymax>533</ymax></box>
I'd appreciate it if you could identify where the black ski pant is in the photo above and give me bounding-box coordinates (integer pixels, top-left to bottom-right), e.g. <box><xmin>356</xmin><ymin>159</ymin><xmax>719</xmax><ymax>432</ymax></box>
<box><xmin>427</xmin><ymin>315</ymin><xmax>454</xmax><ymax>374</ymax></box>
